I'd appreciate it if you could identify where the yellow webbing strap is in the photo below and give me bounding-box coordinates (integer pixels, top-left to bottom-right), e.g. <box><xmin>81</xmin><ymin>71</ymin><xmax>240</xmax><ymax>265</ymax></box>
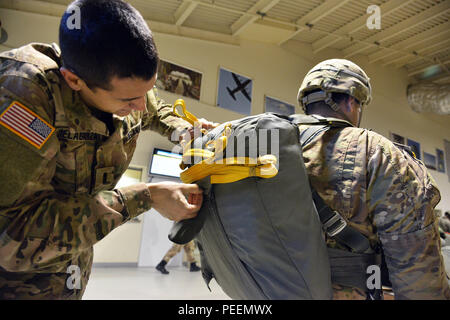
<box><xmin>180</xmin><ymin>123</ymin><xmax>232</xmax><ymax>169</ymax></box>
<box><xmin>172</xmin><ymin>98</ymin><xmax>221</xmax><ymax>161</ymax></box>
<box><xmin>172</xmin><ymin>100</ymin><xmax>278</xmax><ymax>184</ymax></box>
<box><xmin>180</xmin><ymin>154</ymin><xmax>278</xmax><ymax>184</ymax></box>
<box><xmin>173</xmin><ymin>99</ymin><xmax>198</xmax><ymax>125</ymax></box>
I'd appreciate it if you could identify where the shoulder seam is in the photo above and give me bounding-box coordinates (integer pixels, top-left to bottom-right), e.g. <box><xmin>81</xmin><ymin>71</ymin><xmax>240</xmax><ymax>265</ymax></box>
<box><xmin>1</xmin><ymin>74</ymin><xmax>56</xmax><ymax>125</ymax></box>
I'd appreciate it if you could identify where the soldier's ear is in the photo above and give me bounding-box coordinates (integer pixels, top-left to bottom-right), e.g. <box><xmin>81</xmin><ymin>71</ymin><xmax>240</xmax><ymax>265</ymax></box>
<box><xmin>60</xmin><ymin>67</ymin><xmax>84</xmax><ymax>91</ymax></box>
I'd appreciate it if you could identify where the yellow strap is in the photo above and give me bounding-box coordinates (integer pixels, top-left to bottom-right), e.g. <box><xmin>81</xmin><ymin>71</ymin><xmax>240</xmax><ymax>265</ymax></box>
<box><xmin>172</xmin><ymin>102</ymin><xmax>276</xmax><ymax>184</ymax></box>
<box><xmin>180</xmin><ymin>155</ymin><xmax>278</xmax><ymax>184</ymax></box>
<box><xmin>172</xmin><ymin>99</ymin><xmax>202</xmax><ymax>156</ymax></box>
<box><xmin>180</xmin><ymin>123</ymin><xmax>233</xmax><ymax>168</ymax></box>
<box><xmin>173</xmin><ymin>99</ymin><xmax>198</xmax><ymax>125</ymax></box>
<box><xmin>180</xmin><ymin>148</ymin><xmax>215</xmax><ymax>170</ymax></box>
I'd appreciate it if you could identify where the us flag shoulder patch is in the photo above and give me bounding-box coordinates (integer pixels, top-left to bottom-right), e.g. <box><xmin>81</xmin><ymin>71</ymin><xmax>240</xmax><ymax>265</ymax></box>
<box><xmin>0</xmin><ymin>101</ymin><xmax>55</xmax><ymax>149</ymax></box>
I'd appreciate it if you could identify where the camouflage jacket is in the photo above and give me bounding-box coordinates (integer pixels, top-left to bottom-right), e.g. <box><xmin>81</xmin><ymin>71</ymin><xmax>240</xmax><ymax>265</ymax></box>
<box><xmin>0</xmin><ymin>43</ymin><xmax>191</xmax><ymax>299</ymax></box>
<box><xmin>299</xmin><ymin>119</ymin><xmax>450</xmax><ymax>300</ymax></box>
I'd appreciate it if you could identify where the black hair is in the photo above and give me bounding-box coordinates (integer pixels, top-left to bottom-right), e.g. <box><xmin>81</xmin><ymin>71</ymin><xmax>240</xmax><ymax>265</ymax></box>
<box><xmin>59</xmin><ymin>0</ymin><xmax>159</xmax><ymax>90</ymax></box>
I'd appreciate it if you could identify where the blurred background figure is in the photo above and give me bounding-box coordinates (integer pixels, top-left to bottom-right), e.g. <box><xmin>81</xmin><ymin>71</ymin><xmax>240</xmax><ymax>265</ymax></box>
<box><xmin>156</xmin><ymin>241</ymin><xmax>200</xmax><ymax>274</ymax></box>
<box><xmin>439</xmin><ymin>211</ymin><xmax>450</xmax><ymax>247</ymax></box>
<box><xmin>439</xmin><ymin>211</ymin><xmax>450</xmax><ymax>234</ymax></box>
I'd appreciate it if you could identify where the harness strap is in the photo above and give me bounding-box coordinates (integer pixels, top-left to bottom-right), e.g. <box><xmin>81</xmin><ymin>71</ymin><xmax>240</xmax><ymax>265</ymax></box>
<box><xmin>292</xmin><ymin>114</ymin><xmax>373</xmax><ymax>254</ymax></box>
<box><xmin>312</xmin><ymin>189</ymin><xmax>371</xmax><ymax>254</ymax></box>
<box><xmin>180</xmin><ymin>155</ymin><xmax>278</xmax><ymax>184</ymax></box>
<box><xmin>293</xmin><ymin>114</ymin><xmax>384</xmax><ymax>298</ymax></box>
<box><xmin>328</xmin><ymin>247</ymin><xmax>382</xmax><ymax>297</ymax></box>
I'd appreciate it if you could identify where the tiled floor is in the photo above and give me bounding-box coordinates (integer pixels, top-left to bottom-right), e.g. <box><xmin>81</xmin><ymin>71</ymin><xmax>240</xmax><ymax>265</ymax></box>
<box><xmin>82</xmin><ymin>266</ymin><xmax>230</xmax><ymax>300</ymax></box>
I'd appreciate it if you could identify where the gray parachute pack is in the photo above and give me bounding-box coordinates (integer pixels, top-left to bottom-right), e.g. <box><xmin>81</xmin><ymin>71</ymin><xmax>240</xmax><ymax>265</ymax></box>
<box><xmin>169</xmin><ymin>112</ymin><xmax>379</xmax><ymax>300</ymax></box>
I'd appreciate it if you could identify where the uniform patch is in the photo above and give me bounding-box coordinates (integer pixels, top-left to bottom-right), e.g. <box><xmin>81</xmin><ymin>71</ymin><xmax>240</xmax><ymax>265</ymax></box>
<box><xmin>0</xmin><ymin>101</ymin><xmax>55</xmax><ymax>149</ymax></box>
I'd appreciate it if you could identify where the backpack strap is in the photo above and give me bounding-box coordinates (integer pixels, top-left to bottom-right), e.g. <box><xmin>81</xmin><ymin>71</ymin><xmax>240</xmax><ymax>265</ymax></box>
<box><xmin>291</xmin><ymin>115</ymin><xmax>384</xmax><ymax>298</ymax></box>
<box><xmin>290</xmin><ymin>114</ymin><xmax>372</xmax><ymax>253</ymax></box>
<box><xmin>289</xmin><ymin>113</ymin><xmax>354</xmax><ymax>128</ymax></box>
<box><xmin>311</xmin><ymin>188</ymin><xmax>372</xmax><ymax>254</ymax></box>
<box><xmin>291</xmin><ymin>114</ymin><xmax>354</xmax><ymax>147</ymax></box>
<box><xmin>290</xmin><ymin>114</ymin><xmax>371</xmax><ymax>253</ymax></box>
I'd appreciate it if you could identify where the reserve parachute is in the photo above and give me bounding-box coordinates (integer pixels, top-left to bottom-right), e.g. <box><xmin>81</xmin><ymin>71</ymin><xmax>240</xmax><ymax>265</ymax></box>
<box><xmin>169</xmin><ymin>107</ymin><xmax>333</xmax><ymax>299</ymax></box>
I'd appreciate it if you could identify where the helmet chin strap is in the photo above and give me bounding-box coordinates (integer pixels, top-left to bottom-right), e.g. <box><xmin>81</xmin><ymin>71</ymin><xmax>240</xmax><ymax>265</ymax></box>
<box><xmin>356</xmin><ymin>105</ymin><xmax>363</xmax><ymax>127</ymax></box>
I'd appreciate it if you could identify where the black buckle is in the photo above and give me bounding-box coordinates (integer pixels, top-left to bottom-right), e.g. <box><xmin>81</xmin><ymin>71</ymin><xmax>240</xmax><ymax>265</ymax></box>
<box><xmin>323</xmin><ymin>211</ymin><xmax>347</xmax><ymax>237</ymax></box>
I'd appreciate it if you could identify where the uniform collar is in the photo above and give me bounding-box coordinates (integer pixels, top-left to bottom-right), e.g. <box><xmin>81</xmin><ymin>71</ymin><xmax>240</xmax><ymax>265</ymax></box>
<box><xmin>58</xmin><ymin>79</ymin><xmax>111</xmax><ymax>136</ymax></box>
<box><xmin>59</xmin><ymin>77</ymin><xmax>141</xmax><ymax>141</ymax></box>
<box><xmin>310</xmin><ymin>114</ymin><xmax>355</xmax><ymax>127</ymax></box>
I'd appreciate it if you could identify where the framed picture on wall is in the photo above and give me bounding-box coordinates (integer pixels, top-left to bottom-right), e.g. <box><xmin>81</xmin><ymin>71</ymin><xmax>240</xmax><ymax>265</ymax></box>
<box><xmin>390</xmin><ymin>132</ymin><xmax>405</xmax><ymax>145</ymax></box>
<box><xmin>155</xmin><ymin>59</ymin><xmax>202</xmax><ymax>100</ymax></box>
<box><xmin>407</xmin><ymin>139</ymin><xmax>421</xmax><ymax>160</ymax></box>
<box><xmin>423</xmin><ymin>152</ymin><xmax>437</xmax><ymax>170</ymax></box>
<box><xmin>437</xmin><ymin>148</ymin><xmax>445</xmax><ymax>173</ymax></box>
<box><xmin>217</xmin><ymin>67</ymin><xmax>252</xmax><ymax>115</ymax></box>
<box><xmin>264</xmin><ymin>95</ymin><xmax>295</xmax><ymax>116</ymax></box>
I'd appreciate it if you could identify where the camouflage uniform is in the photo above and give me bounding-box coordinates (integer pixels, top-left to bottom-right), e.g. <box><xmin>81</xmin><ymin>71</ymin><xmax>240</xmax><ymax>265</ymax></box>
<box><xmin>163</xmin><ymin>241</ymin><xmax>196</xmax><ymax>264</ymax></box>
<box><xmin>300</xmin><ymin>124</ymin><xmax>449</xmax><ymax>300</ymax></box>
<box><xmin>0</xmin><ymin>43</ymin><xmax>190</xmax><ymax>299</ymax></box>
<box><xmin>297</xmin><ymin>59</ymin><xmax>450</xmax><ymax>300</ymax></box>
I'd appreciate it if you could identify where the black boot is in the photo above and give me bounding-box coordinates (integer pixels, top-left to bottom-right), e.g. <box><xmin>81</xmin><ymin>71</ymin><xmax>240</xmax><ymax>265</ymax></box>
<box><xmin>190</xmin><ymin>262</ymin><xmax>200</xmax><ymax>272</ymax></box>
<box><xmin>156</xmin><ymin>260</ymin><xmax>169</xmax><ymax>274</ymax></box>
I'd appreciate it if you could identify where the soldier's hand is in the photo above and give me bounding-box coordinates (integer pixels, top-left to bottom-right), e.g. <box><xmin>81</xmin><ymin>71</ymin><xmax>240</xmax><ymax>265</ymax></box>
<box><xmin>147</xmin><ymin>182</ymin><xmax>203</xmax><ymax>221</ymax></box>
<box><xmin>197</xmin><ymin>118</ymin><xmax>219</xmax><ymax>131</ymax></box>
<box><xmin>179</xmin><ymin>118</ymin><xmax>220</xmax><ymax>144</ymax></box>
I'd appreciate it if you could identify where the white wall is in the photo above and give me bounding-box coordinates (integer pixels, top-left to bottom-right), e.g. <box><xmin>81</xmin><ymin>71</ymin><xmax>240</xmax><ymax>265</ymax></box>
<box><xmin>1</xmin><ymin>8</ymin><xmax>450</xmax><ymax>265</ymax></box>
<box><xmin>141</xmin><ymin>32</ymin><xmax>450</xmax><ymax>213</ymax></box>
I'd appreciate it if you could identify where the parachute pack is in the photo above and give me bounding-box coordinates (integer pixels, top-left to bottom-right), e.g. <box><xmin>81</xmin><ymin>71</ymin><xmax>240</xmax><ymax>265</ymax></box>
<box><xmin>169</xmin><ymin>111</ymin><xmax>380</xmax><ymax>300</ymax></box>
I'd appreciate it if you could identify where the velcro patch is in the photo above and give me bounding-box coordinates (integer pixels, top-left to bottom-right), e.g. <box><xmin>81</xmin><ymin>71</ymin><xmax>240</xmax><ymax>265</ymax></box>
<box><xmin>0</xmin><ymin>101</ymin><xmax>55</xmax><ymax>149</ymax></box>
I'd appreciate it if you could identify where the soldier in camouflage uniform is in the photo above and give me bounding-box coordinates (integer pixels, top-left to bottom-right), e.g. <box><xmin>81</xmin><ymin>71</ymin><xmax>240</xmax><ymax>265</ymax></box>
<box><xmin>0</xmin><ymin>0</ymin><xmax>214</xmax><ymax>299</ymax></box>
<box><xmin>296</xmin><ymin>59</ymin><xmax>450</xmax><ymax>299</ymax></box>
<box><xmin>155</xmin><ymin>240</ymin><xmax>200</xmax><ymax>274</ymax></box>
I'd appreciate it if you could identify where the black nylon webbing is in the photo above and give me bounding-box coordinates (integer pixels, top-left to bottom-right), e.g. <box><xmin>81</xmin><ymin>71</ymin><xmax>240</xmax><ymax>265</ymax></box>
<box><xmin>311</xmin><ymin>190</ymin><xmax>371</xmax><ymax>254</ymax></box>
<box><xmin>293</xmin><ymin>115</ymin><xmax>373</xmax><ymax>254</ymax></box>
<box><xmin>328</xmin><ymin>247</ymin><xmax>381</xmax><ymax>291</ymax></box>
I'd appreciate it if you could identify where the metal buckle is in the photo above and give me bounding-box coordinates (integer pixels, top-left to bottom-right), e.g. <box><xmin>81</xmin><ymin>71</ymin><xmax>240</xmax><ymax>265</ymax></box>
<box><xmin>323</xmin><ymin>211</ymin><xmax>347</xmax><ymax>237</ymax></box>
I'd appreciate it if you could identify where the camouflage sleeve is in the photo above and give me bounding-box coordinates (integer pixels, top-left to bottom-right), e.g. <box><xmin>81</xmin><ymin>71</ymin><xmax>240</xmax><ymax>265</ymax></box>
<box><xmin>0</xmin><ymin>75</ymin><xmax>152</xmax><ymax>273</ymax></box>
<box><xmin>141</xmin><ymin>87</ymin><xmax>192</xmax><ymax>141</ymax></box>
<box><xmin>367</xmin><ymin>134</ymin><xmax>450</xmax><ymax>299</ymax></box>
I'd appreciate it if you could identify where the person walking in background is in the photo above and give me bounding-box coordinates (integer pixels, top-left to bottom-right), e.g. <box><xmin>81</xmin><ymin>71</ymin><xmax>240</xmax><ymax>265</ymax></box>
<box><xmin>156</xmin><ymin>241</ymin><xmax>200</xmax><ymax>274</ymax></box>
<box><xmin>440</xmin><ymin>211</ymin><xmax>450</xmax><ymax>234</ymax></box>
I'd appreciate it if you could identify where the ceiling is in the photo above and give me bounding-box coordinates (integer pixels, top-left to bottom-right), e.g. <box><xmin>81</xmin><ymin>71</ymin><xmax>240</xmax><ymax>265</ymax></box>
<box><xmin>1</xmin><ymin>0</ymin><xmax>449</xmax><ymax>85</ymax></box>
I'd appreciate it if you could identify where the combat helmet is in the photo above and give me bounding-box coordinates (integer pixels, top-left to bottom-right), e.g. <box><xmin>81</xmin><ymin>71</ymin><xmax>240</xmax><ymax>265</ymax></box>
<box><xmin>297</xmin><ymin>59</ymin><xmax>372</xmax><ymax>112</ymax></box>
